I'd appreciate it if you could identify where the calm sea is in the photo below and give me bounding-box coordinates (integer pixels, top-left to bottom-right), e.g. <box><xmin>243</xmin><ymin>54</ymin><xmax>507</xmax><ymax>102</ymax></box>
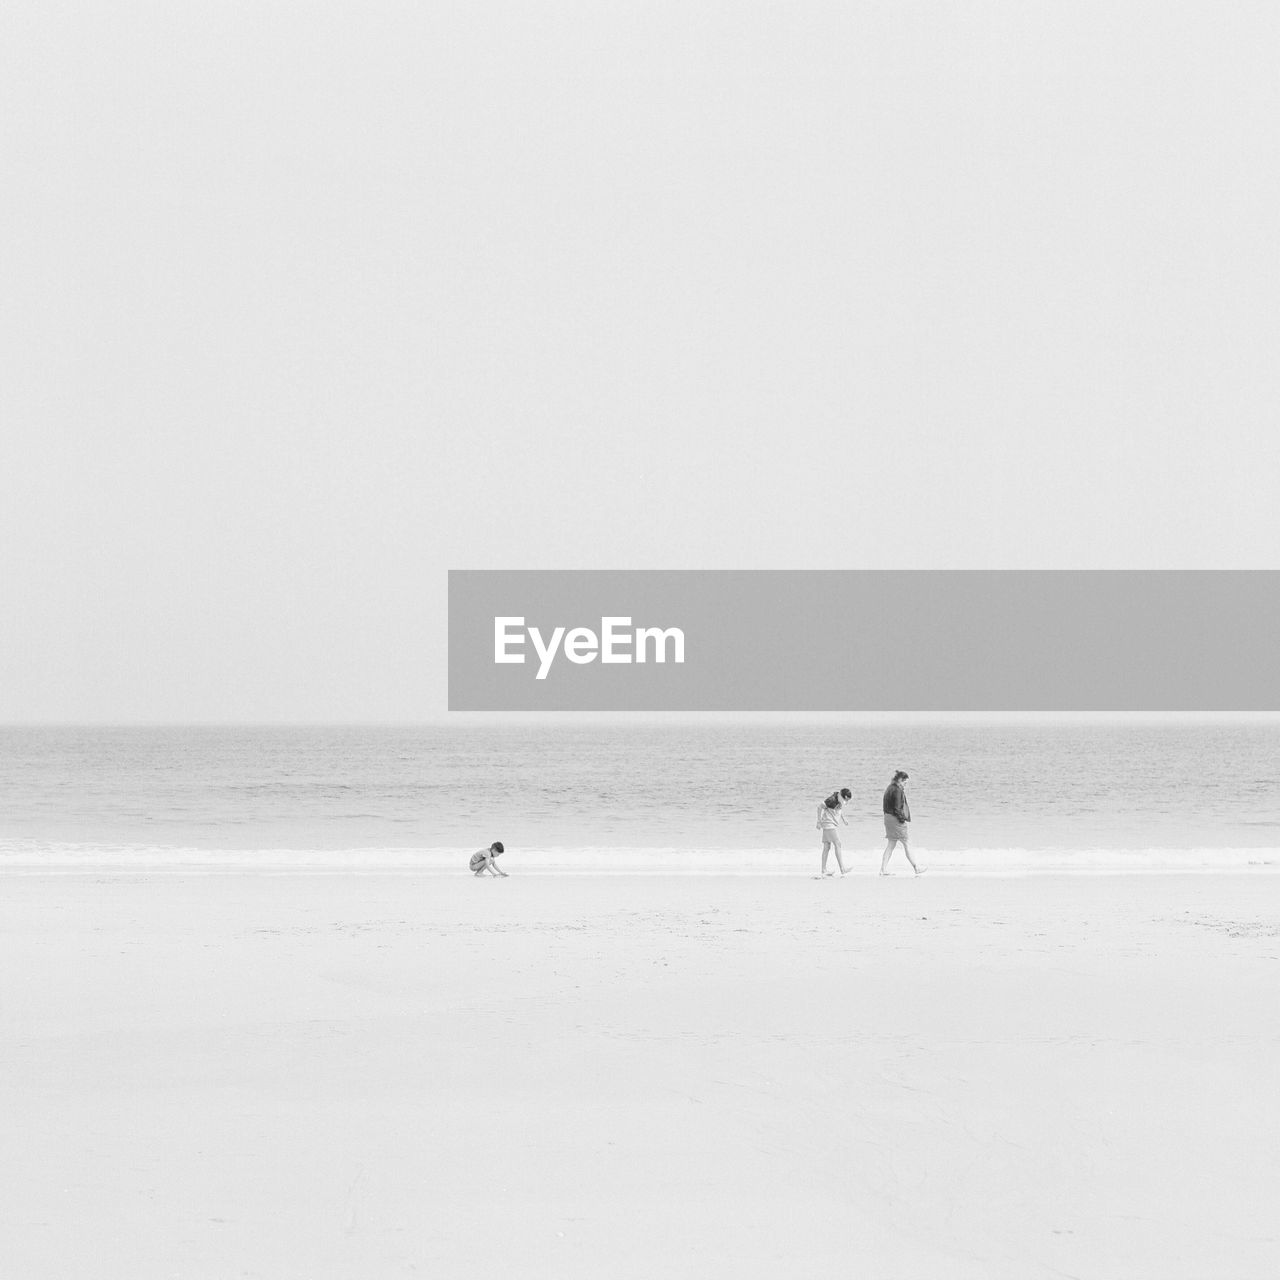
<box><xmin>1</xmin><ymin>721</ymin><xmax>1277</xmax><ymax>872</ymax></box>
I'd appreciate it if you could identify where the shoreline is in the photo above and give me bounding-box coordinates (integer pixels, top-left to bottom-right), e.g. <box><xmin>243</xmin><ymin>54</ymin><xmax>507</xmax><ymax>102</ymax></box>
<box><xmin>3</xmin><ymin>867</ymin><xmax>1279</xmax><ymax>878</ymax></box>
<box><xmin>2</xmin><ymin>859</ymin><xmax>1278</xmax><ymax>877</ymax></box>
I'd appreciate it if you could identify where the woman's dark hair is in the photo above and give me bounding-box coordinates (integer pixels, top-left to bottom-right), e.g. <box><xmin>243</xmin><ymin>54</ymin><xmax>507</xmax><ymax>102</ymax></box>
<box><xmin>839</xmin><ymin>788</ymin><xmax>852</xmax><ymax>800</ymax></box>
<box><xmin>492</xmin><ymin>841</ymin><xmax>505</xmax><ymax>853</ymax></box>
<box><xmin>893</xmin><ymin>771</ymin><xmax>908</xmax><ymax>783</ymax></box>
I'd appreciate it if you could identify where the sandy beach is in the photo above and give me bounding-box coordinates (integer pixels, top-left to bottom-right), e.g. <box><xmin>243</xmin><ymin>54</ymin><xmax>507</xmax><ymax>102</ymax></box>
<box><xmin>3</xmin><ymin>871</ymin><xmax>1277</xmax><ymax>1278</ymax></box>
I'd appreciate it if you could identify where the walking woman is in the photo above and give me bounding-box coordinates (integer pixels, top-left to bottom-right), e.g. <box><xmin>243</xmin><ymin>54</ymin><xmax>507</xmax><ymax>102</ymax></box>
<box><xmin>880</xmin><ymin>771</ymin><xmax>923</xmax><ymax>875</ymax></box>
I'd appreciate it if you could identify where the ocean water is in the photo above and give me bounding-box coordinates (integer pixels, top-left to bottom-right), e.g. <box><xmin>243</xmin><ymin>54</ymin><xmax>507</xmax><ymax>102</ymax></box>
<box><xmin>1</xmin><ymin>721</ymin><xmax>1277</xmax><ymax>873</ymax></box>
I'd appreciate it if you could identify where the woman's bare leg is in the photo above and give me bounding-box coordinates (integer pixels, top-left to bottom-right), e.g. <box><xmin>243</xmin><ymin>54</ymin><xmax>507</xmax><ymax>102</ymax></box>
<box><xmin>880</xmin><ymin>839</ymin><xmax>897</xmax><ymax>875</ymax></box>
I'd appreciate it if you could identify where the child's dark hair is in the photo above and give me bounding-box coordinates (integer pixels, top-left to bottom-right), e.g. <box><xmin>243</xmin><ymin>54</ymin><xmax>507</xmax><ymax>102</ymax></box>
<box><xmin>839</xmin><ymin>788</ymin><xmax>852</xmax><ymax>800</ymax></box>
<box><xmin>492</xmin><ymin>841</ymin><xmax>505</xmax><ymax>854</ymax></box>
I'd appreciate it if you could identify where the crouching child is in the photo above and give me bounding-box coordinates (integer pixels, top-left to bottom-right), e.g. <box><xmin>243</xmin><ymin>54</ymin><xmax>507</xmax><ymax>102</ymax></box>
<box><xmin>469</xmin><ymin>842</ymin><xmax>508</xmax><ymax>876</ymax></box>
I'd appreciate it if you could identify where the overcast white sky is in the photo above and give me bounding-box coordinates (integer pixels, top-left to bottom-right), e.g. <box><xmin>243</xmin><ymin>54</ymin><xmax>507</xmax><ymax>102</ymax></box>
<box><xmin>3</xmin><ymin>2</ymin><xmax>1278</xmax><ymax>721</ymax></box>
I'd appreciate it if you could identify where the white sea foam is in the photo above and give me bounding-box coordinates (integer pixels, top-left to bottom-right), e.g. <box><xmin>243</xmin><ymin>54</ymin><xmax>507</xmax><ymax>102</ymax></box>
<box><xmin>1</xmin><ymin>840</ymin><xmax>1276</xmax><ymax>875</ymax></box>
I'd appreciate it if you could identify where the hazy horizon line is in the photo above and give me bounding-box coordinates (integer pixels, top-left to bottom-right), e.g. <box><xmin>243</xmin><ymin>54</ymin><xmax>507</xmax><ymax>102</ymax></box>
<box><xmin>4</xmin><ymin>712</ymin><xmax>1280</xmax><ymax>729</ymax></box>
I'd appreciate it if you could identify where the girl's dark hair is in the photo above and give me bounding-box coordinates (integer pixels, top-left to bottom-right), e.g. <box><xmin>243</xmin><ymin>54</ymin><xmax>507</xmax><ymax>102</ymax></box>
<box><xmin>839</xmin><ymin>788</ymin><xmax>852</xmax><ymax>800</ymax></box>
<box><xmin>492</xmin><ymin>841</ymin><xmax>505</xmax><ymax>853</ymax></box>
<box><xmin>893</xmin><ymin>771</ymin><xmax>908</xmax><ymax>783</ymax></box>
